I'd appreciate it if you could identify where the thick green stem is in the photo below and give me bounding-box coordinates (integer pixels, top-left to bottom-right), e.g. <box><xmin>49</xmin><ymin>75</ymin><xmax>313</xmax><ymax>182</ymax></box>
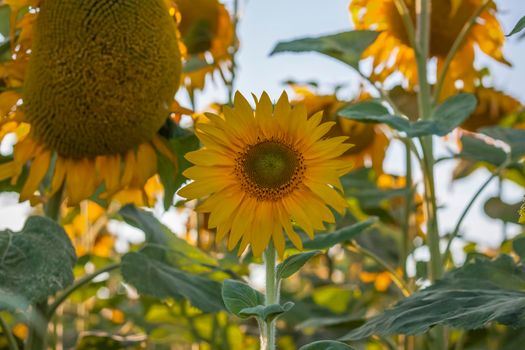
<box><xmin>26</xmin><ymin>303</ymin><xmax>48</xmax><ymax>350</ymax></box>
<box><xmin>402</xmin><ymin>140</ymin><xmax>413</xmax><ymax>280</ymax></box>
<box><xmin>0</xmin><ymin>314</ymin><xmax>19</xmax><ymax>350</ymax></box>
<box><xmin>44</xmin><ymin>185</ymin><xmax>63</xmax><ymax>222</ymax></box>
<box><xmin>262</xmin><ymin>246</ymin><xmax>278</xmax><ymax>350</ymax></box>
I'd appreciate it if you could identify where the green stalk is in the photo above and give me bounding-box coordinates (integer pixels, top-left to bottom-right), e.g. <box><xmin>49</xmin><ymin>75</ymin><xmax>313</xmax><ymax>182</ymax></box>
<box><xmin>47</xmin><ymin>263</ymin><xmax>121</xmax><ymax>319</ymax></box>
<box><xmin>0</xmin><ymin>313</ymin><xmax>19</xmax><ymax>350</ymax></box>
<box><xmin>262</xmin><ymin>246</ymin><xmax>278</xmax><ymax>350</ymax></box>
<box><xmin>226</xmin><ymin>0</ymin><xmax>240</xmax><ymax>105</ymax></box>
<box><xmin>414</xmin><ymin>1</ymin><xmax>446</xmax><ymax>348</ymax></box>
<box><xmin>26</xmin><ymin>303</ymin><xmax>48</xmax><ymax>350</ymax></box>
<box><xmin>402</xmin><ymin>140</ymin><xmax>413</xmax><ymax>280</ymax></box>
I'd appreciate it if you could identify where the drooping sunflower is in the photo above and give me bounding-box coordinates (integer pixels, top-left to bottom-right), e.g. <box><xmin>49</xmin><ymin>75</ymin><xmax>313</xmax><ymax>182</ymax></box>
<box><xmin>178</xmin><ymin>92</ymin><xmax>353</xmax><ymax>257</ymax></box>
<box><xmin>173</xmin><ymin>0</ymin><xmax>234</xmax><ymax>93</ymax></box>
<box><xmin>349</xmin><ymin>0</ymin><xmax>509</xmax><ymax>99</ymax></box>
<box><xmin>292</xmin><ymin>86</ymin><xmax>389</xmax><ymax>175</ymax></box>
<box><xmin>0</xmin><ymin>0</ymin><xmax>182</xmax><ymax>206</ymax></box>
<box><xmin>461</xmin><ymin>87</ymin><xmax>522</xmax><ymax>132</ymax></box>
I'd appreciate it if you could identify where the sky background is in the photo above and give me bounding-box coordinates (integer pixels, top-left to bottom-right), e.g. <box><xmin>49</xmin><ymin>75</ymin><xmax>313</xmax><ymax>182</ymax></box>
<box><xmin>1</xmin><ymin>0</ymin><xmax>525</xmax><ymax>263</ymax></box>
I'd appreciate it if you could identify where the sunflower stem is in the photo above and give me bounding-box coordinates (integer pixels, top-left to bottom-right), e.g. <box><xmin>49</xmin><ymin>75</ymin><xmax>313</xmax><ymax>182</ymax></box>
<box><xmin>414</xmin><ymin>1</ymin><xmax>447</xmax><ymax>349</ymax></box>
<box><xmin>262</xmin><ymin>245</ymin><xmax>278</xmax><ymax>350</ymax></box>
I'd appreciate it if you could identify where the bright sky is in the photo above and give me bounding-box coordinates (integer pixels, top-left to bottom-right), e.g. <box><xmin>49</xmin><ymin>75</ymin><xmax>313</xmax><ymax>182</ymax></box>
<box><xmin>1</xmin><ymin>0</ymin><xmax>525</xmax><ymax>261</ymax></box>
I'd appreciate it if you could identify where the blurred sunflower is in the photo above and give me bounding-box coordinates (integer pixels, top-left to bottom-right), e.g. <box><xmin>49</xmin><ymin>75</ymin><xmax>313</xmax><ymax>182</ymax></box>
<box><xmin>174</xmin><ymin>0</ymin><xmax>234</xmax><ymax>94</ymax></box>
<box><xmin>349</xmin><ymin>0</ymin><xmax>509</xmax><ymax>98</ymax></box>
<box><xmin>178</xmin><ymin>92</ymin><xmax>352</xmax><ymax>257</ymax></box>
<box><xmin>63</xmin><ymin>201</ymin><xmax>115</xmax><ymax>258</ymax></box>
<box><xmin>461</xmin><ymin>87</ymin><xmax>522</xmax><ymax>132</ymax></box>
<box><xmin>0</xmin><ymin>0</ymin><xmax>183</xmax><ymax>206</ymax></box>
<box><xmin>292</xmin><ymin>86</ymin><xmax>389</xmax><ymax>175</ymax></box>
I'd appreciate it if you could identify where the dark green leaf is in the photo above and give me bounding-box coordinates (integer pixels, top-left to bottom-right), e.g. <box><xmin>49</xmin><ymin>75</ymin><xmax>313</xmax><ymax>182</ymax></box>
<box><xmin>342</xmin><ymin>255</ymin><xmax>525</xmax><ymax>340</ymax></box>
<box><xmin>458</xmin><ymin>134</ymin><xmax>508</xmax><ymax>166</ymax></box>
<box><xmin>507</xmin><ymin>16</ymin><xmax>525</xmax><ymax>37</ymax></box>
<box><xmin>513</xmin><ymin>237</ymin><xmax>525</xmax><ymax>260</ymax></box>
<box><xmin>303</xmin><ymin>218</ymin><xmax>377</xmax><ymax>250</ymax></box>
<box><xmin>121</xmin><ymin>246</ymin><xmax>224</xmax><ymax>313</ymax></box>
<box><xmin>339</xmin><ymin>94</ymin><xmax>476</xmax><ymax>137</ymax></box>
<box><xmin>480</xmin><ymin>127</ymin><xmax>525</xmax><ymax>163</ymax></box>
<box><xmin>119</xmin><ymin>205</ymin><xmax>217</xmax><ymax>268</ymax></box>
<box><xmin>271</xmin><ymin>30</ymin><xmax>380</xmax><ymax>68</ymax></box>
<box><xmin>299</xmin><ymin>340</ymin><xmax>356</xmax><ymax>350</ymax></box>
<box><xmin>222</xmin><ymin>279</ymin><xmax>264</xmax><ymax>318</ymax></box>
<box><xmin>239</xmin><ymin>302</ymin><xmax>294</xmax><ymax>322</ymax></box>
<box><xmin>158</xmin><ymin>132</ymin><xmax>199</xmax><ymax>210</ymax></box>
<box><xmin>0</xmin><ymin>216</ymin><xmax>76</xmax><ymax>305</ymax></box>
<box><xmin>484</xmin><ymin>197</ymin><xmax>521</xmax><ymax>223</ymax></box>
<box><xmin>276</xmin><ymin>251</ymin><xmax>320</xmax><ymax>280</ymax></box>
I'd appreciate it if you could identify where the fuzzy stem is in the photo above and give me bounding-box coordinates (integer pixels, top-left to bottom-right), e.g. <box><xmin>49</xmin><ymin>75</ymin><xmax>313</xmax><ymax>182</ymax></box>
<box><xmin>262</xmin><ymin>246</ymin><xmax>278</xmax><ymax>350</ymax></box>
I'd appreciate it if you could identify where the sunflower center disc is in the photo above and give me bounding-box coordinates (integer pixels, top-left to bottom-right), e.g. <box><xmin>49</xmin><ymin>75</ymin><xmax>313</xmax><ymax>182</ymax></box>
<box><xmin>237</xmin><ymin>140</ymin><xmax>305</xmax><ymax>201</ymax></box>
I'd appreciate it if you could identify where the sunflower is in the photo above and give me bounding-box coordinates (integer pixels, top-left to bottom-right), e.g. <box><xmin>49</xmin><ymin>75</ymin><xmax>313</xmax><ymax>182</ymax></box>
<box><xmin>461</xmin><ymin>87</ymin><xmax>522</xmax><ymax>132</ymax></box>
<box><xmin>349</xmin><ymin>0</ymin><xmax>509</xmax><ymax>99</ymax></box>
<box><xmin>178</xmin><ymin>92</ymin><xmax>353</xmax><ymax>257</ymax></box>
<box><xmin>292</xmin><ymin>86</ymin><xmax>389</xmax><ymax>175</ymax></box>
<box><xmin>174</xmin><ymin>0</ymin><xmax>234</xmax><ymax>93</ymax></box>
<box><xmin>0</xmin><ymin>0</ymin><xmax>182</xmax><ymax>206</ymax></box>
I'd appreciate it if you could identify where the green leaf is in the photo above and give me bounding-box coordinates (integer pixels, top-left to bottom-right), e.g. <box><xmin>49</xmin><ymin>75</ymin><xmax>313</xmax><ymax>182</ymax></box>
<box><xmin>513</xmin><ymin>237</ymin><xmax>525</xmax><ymax>260</ymax></box>
<box><xmin>239</xmin><ymin>302</ymin><xmax>294</xmax><ymax>322</ymax></box>
<box><xmin>480</xmin><ymin>127</ymin><xmax>525</xmax><ymax>163</ymax></box>
<box><xmin>507</xmin><ymin>16</ymin><xmax>525</xmax><ymax>37</ymax></box>
<box><xmin>276</xmin><ymin>251</ymin><xmax>320</xmax><ymax>280</ymax></box>
<box><xmin>121</xmin><ymin>246</ymin><xmax>224</xmax><ymax>313</ymax></box>
<box><xmin>339</xmin><ymin>94</ymin><xmax>476</xmax><ymax>137</ymax></box>
<box><xmin>0</xmin><ymin>6</ymin><xmax>9</xmax><ymax>39</ymax></box>
<box><xmin>270</xmin><ymin>30</ymin><xmax>380</xmax><ymax>68</ymax></box>
<box><xmin>221</xmin><ymin>279</ymin><xmax>264</xmax><ymax>318</ymax></box>
<box><xmin>458</xmin><ymin>134</ymin><xmax>508</xmax><ymax>166</ymax></box>
<box><xmin>119</xmin><ymin>205</ymin><xmax>217</xmax><ymax>269</ymax></box>
<box><xmin>157</xmin><ymin>128</ymin><xmax>199</xmax><ymax>210</ymax></box>
<box><xmin>183</xmin><ymin>56</ymin><xmax>212</xmax><ymax>73</ymax></box>
<box><xmin>341</xmin><ymin>255</ymin><xmax>525</xmax><ymax>340</ymax></box>
<box><xmin>299</xmin><ymin>340</ymin><xmax>356</xmax><ymax>350</ymax></box>
<box><xmin>484</xmin><ymin>197</ymin><xmax>521</xmax><ymax>223</ymax></box>
<box><xmin>0</xmin><ymin>216</ymin><xmax>76</xmax><ymax>305</ymax></box>
<box><xmin>303</xmin><ymin>218</ymin><xmax>377</xmax><ymax>250</ymax></box>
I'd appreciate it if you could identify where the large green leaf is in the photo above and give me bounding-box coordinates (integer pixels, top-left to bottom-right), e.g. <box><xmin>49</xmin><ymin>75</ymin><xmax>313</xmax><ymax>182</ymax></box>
<box><xmin>458</xmin><ymin>134</ymin><xmax>509</xmax><ymax>166</ymax></box>
<box><xmin>121</xmin><ymin>245</ymin><xmax>224</xmax><ymax>313</ymax></box>
<box><xmin>270</xmin><ymin>30</ymin><xmax>380</xmax><ymax>68</ymax></box>
<box><xmin>299</xmin><ymin>340</ymin><xmax>356</xmax><ymax>350</ymax></box>
<box><xmin>222</xmin><ymin>279</ymin><xmax>264</xmax><ymax>318</ymax></box>
<box><xmin>483</xmin><ymin>197</ymin><xmax>521</xmax><ymax>223</ymax></box>
<box><xmin>119</xmin><ymin>205</ymin><xmax>217</xmax><ymax>269</ymax></box>
<box><xmin>507</xmin><ymin>16</ymin><xmax>525</xmax><ymax>37</ymax></box>
<box><xmin>0</xmin><ymin>216</ymin><xmax>76</xmax><ymax>305</ymax></box>
<box><xmin>342</xmin><ymin>255</ymin><xmax>525</xmax><ymax>340</ymax></box>
<box><xmin>480</xmin><ymin>127</ymin><xmax>525</xmax><ymax>163</ymax></box>
<box><xmin>339</xmin><ymin>94</ymin><xmax>476</xmax><ymax>137</ymax></box>
<box><xmin>303</xmin><ymin>218</ymin><xmax>377</xmax><ymax>250</ymax></box>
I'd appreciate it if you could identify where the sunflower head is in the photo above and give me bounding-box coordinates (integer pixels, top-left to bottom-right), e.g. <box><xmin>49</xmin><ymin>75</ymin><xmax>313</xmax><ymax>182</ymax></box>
<box><xmin>0</xmin><ymin>0</ymin><xmax>183</xmax><ymax>206</ymax></box>
<box><xmin>175</xmin><ymin>0</ymin><xmax>234</xmax><ymax>92</ymax></box>
<box><xmin>24</xmin><ymin>0</ymin><xmax>181</xmax><ymax>158</ymax></box>
<box><xmin>350</xmin><ymin>0</ymin><xmax>508</xmax><ymax>97</ymax></box>
<box><xmin>178</xmin><ymin>91</ymin><xmax>353</xmax><ymax>256</ymax></box>
<box><xmin>461</xmin><ymin>87</ymin><xmax>521</xmax><ymax>132</ymax></box>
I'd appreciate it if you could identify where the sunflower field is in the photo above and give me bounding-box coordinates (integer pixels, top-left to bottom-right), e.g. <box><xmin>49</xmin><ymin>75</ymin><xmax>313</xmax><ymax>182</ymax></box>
<box><xmin>1</xmin><ymin>0</ymin><xmax>525</xmax><ymax>349</ymax></box>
